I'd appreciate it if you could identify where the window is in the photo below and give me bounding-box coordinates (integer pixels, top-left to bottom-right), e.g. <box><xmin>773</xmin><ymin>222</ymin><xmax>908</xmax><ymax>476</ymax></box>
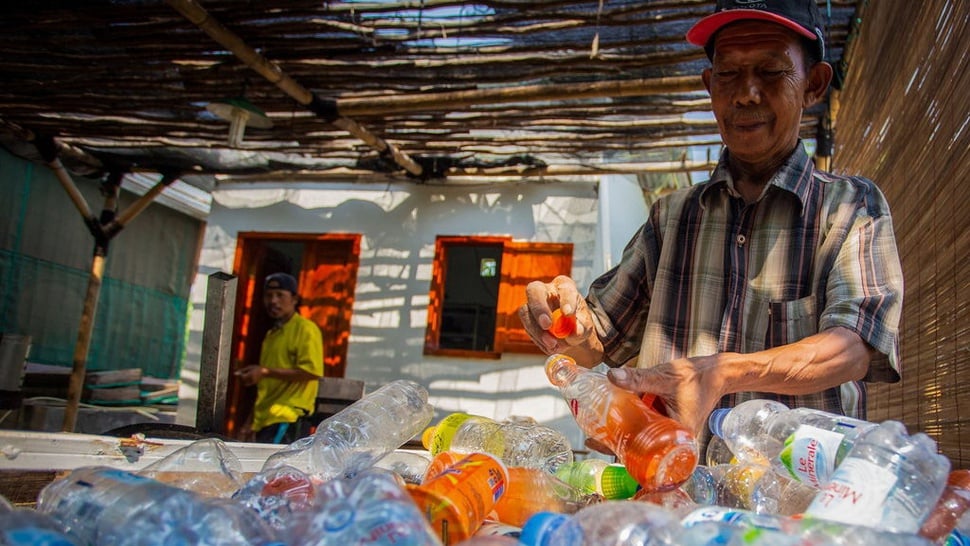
<box><xmin>424</xmin><ymin>236</ymin><xmax>573</xmax><ymax>358</ymax></box>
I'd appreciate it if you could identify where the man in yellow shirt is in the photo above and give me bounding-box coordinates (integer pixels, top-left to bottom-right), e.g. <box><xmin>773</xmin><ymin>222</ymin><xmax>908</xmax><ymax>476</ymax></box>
<box><xmin>237</xmin><ymin>272</ymin><xmax>324</xmax><ymax>444</ymax></box>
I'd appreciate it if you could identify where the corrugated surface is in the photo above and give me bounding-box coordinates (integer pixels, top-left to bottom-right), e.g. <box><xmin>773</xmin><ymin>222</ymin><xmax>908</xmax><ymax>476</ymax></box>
<box><xmin>832</xmin><ymin>0</ymin><xmax>970</xmax><ymax>466</ymax></box>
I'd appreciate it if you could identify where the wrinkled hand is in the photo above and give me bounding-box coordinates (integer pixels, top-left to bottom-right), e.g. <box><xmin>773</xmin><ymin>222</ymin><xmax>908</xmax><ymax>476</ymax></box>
<box><xmin>606</xmin><ymin>355</ymin><xmax>726</xmax><ymax>439</ymax></box>
<box><xmin>235</xmin><ymin>365</ymin><xmax>265</xmax><ymax>387</ymax></box>
<box><xmin>517</xmin><ymin>275</ymin><xmax>595</xmax><ymax>354</ymax></box>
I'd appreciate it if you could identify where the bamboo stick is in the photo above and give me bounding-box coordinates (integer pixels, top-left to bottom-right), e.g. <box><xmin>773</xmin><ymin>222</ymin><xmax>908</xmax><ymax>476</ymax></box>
<box><xmin>165</xmin><ymin>0</ymin><xmax>424</xmax><ymax>177</ymax></box>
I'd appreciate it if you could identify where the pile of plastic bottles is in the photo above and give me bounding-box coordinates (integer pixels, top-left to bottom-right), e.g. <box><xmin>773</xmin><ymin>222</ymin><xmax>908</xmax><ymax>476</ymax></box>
<box><xmin>3</xmin><ymin>353</ymin><xmax>970</xmax><ymax>546</ymax></box>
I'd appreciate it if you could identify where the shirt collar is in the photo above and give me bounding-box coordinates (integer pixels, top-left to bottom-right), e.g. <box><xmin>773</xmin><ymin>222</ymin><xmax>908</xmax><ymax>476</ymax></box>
<box><xmin>699</xmin><ymin>142</ymin><xmax>816</xmax><ymax>213</ymax></box>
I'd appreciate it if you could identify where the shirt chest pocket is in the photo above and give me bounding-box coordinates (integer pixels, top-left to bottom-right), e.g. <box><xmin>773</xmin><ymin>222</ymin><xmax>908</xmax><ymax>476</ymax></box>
<box><xmin>767</xmin><ymin>295</ymin><xmax>818</xmax><ymax>347</ymax></box>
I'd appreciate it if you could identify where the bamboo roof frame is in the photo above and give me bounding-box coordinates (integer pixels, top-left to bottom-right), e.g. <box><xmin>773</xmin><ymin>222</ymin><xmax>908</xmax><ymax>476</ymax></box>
<box><xmin>0</xmin><ymin>0</ymin><xmax>858</xmax><ymax>184</ymax></box>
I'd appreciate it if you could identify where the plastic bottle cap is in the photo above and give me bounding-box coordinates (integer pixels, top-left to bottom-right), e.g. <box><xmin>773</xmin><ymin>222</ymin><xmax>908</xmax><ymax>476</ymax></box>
<box><xmin>600</xmin><ymin>464</ymin><xmax>640</xmax><ymax>499</ymax></box>
<box><xmin>519</xmin><ymin>511</ymin><xmax>569</xmax><ymax>546</ymax></box>
<box><xmin>708</xmin><ymin>408</ymin><xmax>730</xmax><ymax>438</ymax></box>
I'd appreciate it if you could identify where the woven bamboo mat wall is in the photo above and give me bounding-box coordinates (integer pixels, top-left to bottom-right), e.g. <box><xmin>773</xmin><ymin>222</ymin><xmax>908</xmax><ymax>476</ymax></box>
<box><xmin>832</xmin><ymin>0</ymin><xmax>970</xmax><ymax>466</ymax></box>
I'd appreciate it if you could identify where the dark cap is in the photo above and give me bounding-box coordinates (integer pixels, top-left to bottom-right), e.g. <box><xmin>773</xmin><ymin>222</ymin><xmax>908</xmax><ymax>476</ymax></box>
<box><xmin>264</xmin><ymin>272</ymin><xmax>298</xmax><ymax>294</ymax></box>
<box><xmin>686</xmin><ymin>0</ymin><xmax>825</xmax><ymax>59</ymax></box>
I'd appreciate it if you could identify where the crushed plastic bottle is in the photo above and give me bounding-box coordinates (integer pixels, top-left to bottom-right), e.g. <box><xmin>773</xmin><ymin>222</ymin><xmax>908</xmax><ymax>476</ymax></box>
<box><xmin>921</xmin><ymin>470</ymin><xmax>970</xmax><ymax>543</ymax></box>
<box><xmin>263</xmin><ymin>379</ymin><xmax>434</xmax><ymax>479</ymax></box>
<box><xmin>137</xmin><ymin>437</ymin><xmax>244</xmax><ymax>498</ymax></box>
<box><xmin>708</xmin><ymin>462</ymin><xmax>816</xmax><ymax>515</ymax></box>
<box><xmin>545</xmin><ymin>354</ymin><xmax>697</xmax><ymax>492</ymax></box>
<box><xmin>422</xmin><ymin>412</ymin><xmax>573</xmax><ymax>474</ymax></box>
<box><xmin>806</xmin><ymin>420</ymin><xmax>950</xmax><ymax>534</ymax></box>
<box><xmin>280</xmin><ymin>467</ymin><xmax>443</xmax><ymax>546</ymax></box>
<box><xmin>0</xmin><ymin>507</ymin><xmax>82</xmax><ymax>545</ymax></box>
<box><xmin>709</xmin><ymin>399</ymin><xmax>876</xmax><ymax>487</ymax></box>
<box><xmin>374</xmin><ymin>449</ymin><xmax>432</xmax><ymax>485</ymax></box>
<box><xmin>234</xmin><ymin>465</ymin><xmax>319</xmax><ymax>533</ymax></box>
<box><xmin>520</xmin><ymin>501</ymin><xmax>682</xmax><ymax>546</ymax></box>
<box><xmin>37</xmin><ymin>466</ymin><xmax>279</xmax><ymax>546</ymax></box>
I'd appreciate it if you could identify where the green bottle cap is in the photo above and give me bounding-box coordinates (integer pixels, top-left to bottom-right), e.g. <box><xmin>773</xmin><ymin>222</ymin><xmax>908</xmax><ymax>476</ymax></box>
<box><xmin>600</xmin><ymin>464</ymin><xmax>640</xmax><ymax>499</ymax></box>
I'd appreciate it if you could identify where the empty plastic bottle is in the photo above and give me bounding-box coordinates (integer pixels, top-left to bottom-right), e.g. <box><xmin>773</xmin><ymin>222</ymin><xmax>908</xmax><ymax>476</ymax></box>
<box><xmin>545</xmin><ymin>354</ymin><xmax>697</xmax><ymax>492</ymax></box>
<box><xmin>422</xmin><ymin>412</ymin><xmax>573</xmax><ymax>474</ymax></box>
<box><xmin>263</xmin><ymin>379</ymin><xmax>434</xmax><ymax>479</ymax></box>
<box><xmin>682</xmin><ymin>506</ymin><xmax>935</xmax><ymax>546</ymax></box>
<box><xmin>374</xmin><ymin>449</ymin><xmax>432</xmax><ymax>485</ymax></box>
<box><xmin>37</xmin><ymin>466</ymin><xmax>279</xmax><ymax>546</ymax></box>
<box><xmin>234</xmin><ymin>465</ymin><xmax>319</xmax><ymax>532</ymax></box>
<box><xmin>806</xmin><ymin>420</ymin><xmax>950</xmax><ymax>534</ymax></box>
<box><xmin>519</xmin><ymin>501</ymin><xmax>682</xmax><ymax>546</ymax></box>
<box><xmin>0</xmin><ymin>507</ymin><xmax>81</xmax><ymax>545</ymax></box>
<box><xmin>280</xmin><ymin>467</ymin><xmax>443</xmax><ymax>546</ymax></box>
<box><xmin>676</xmin><ymin>520</ymin><xmax>808</xmax><ymax>546</ymax></box>
<box><xmin>708</xmin><ymin>462</ymin><xmax>816</xmax><ymax>515</ymax></box>
<box><xmin>920</xmin><ymin>470</ymin><xmax>970</xmax><ymax>543</ymax></box>
<box><xmin>492</xmin><ymin>466</ymin><xmax>602</xmax><ymax>527</ymax></box>
<box><xmin>138</xmin><ymin>437</ymin><xmax>244</xmax><ymax>498</ymax></box>
<box><xmin>709</xmin><ymin>399</ymin><xmax>876</xmax><ymax>488</ymax></box>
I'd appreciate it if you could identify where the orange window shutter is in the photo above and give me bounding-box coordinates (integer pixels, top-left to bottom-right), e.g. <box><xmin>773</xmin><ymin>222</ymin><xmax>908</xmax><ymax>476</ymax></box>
<box><xmin>495</xmin><ymin>241</ymin><xmax>573</xmax><ymax>353</ymax></box>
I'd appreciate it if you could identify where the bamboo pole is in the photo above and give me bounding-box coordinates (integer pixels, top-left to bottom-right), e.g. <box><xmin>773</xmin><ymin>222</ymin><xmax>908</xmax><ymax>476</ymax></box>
<box><xmin>165</xmin><ymin>0</ymin><xmax>424</xmax><ymax>177</ymax></box>
<box><xmin>336</xmin><ymin>75</ymin><xmax>705</xmax><ymax>117</ymax></box>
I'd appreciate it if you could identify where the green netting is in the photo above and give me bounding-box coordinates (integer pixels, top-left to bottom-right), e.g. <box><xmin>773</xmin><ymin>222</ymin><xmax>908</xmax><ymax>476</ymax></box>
<box><xmin>0</xmin><ymin>148</ymin><xmax>198</xmax><ymax>380</ymax></box>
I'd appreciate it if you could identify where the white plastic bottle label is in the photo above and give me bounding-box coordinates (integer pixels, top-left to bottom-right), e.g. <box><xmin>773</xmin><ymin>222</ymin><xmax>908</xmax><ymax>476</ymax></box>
<box><xmin>806</xmin><ymin>457</ymin><xmax>896</xmax><ymax>525</ymax></box>
<box><xmin>779</xmin><ymin>424</ymin><xmax>844</xmax><ymax>487</ymax></box>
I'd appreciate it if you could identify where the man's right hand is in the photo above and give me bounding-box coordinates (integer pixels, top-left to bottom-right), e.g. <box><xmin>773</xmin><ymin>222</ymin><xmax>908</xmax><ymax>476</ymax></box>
<box><xmin>235</xmin><ymin>365</ymin><xmax>265</xmax><ymax>386</ymax></box>
<box><xmin>518</xmin><ymin>275</ymin><xmax>604</xmax><ymax>366</ymax></box>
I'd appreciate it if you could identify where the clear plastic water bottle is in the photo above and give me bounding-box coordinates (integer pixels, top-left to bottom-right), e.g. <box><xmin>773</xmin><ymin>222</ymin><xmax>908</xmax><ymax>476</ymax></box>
<box><xmin>138</xmin><ymin>437</ymin><xmax>244</xmax><ymax>498</ymax></box>
<box><xmin>554</xmin><ymin>458</ymin><xmax>640</xmax><ymax>500</ymax></box>
<box><xmin>520</xmin><ymin>501</ymin><xmax>682</xmax><ymax>546</ymax></box>
<box><xmin>806</xmin><ymin>420</ymin><xmax>950</xmax><ymax>534</ymax></box>
<box><xmin>545</xmin><ymin>354</ymin><xmax>698</xmax><ymax>492</ymax></box>
<box><xmin>234</xmin><ymin>465</ymin><xmax>319</xmax><ymax>533</ymax></box>
<box><xmin>37</xmin><ymin>466</ymin><xmax>279</xmax><ymax>545</ymax></box>
<box><xmin>422</xmin><ymin>411</ymin><xmax>574</xmax><ymax>474</ymax></box>
<box><xmin>920</xmin><ymin>470</ymin><xmax>970</xmax><ymax>543</ymax></box>
<box><xmin>676</xmin><ymin>520</ymin><xmax>807</xmax><ymax>546</ymax></box>
<box><xmin>263</xmin><ymin>379</ymin><xmax>434</xmax><ymax>479</ymax></box>
<box><xmin>709</xmin><ymin>399</ymin><xmax>876</xmax><ymax>488</ymax></box>
<box><xmin>708</xmin><ymin>462</ymin><xmax>816</xmax><ymax>515</ymax></box>
<box><xmin>0</xmin><ymin>507</ymin><xmax>81</xmax><ymax>545</ymax></box>
<box><xmin>682</xmin><ymin>506</ymin><xmax>935</xmax><ymax>546</ymax></box>
<box><xmin>374</xmin><ymin>449</ymin><xmax>432</xmax><ymax>485</ymax></box>
<box><xmin>281</xmin><ymin>467</ymin><xmax>443</xmax><ymax>546</ymax></box>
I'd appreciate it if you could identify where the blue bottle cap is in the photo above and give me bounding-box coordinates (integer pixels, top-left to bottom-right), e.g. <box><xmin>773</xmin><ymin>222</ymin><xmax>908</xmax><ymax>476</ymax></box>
<box><xmin>519</xmin><ymin>511</ymin><xmax>569</xmax><ymax>546</ymax></box>
<box><xmin>708</xmin><ymin>408</ymin><xmax>730</xmax><ymax>438</ymax></box>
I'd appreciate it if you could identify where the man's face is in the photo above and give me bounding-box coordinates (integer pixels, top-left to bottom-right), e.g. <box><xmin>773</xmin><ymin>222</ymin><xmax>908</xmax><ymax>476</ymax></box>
<box><xmin>702</xmin><ymin>21</ymin><xmax>821</xmax><ymax>168</ymax></box>
<box><xmin>264</xmin><ymin>288</ymin><xmax>297</xmax><ymax>320</ymax></box>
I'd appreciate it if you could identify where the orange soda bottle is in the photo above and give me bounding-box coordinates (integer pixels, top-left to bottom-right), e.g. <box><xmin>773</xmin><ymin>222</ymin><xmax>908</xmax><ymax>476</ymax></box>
<box><xmin>544</xmin><ymin>353</ymin><xmax>697</xmax><ymax>492</ymax></box>
<box><xmin>407</xmin><ymin>452</ymin><xmax>509</xmax><ymax>545</ymax></box>
<box><xmin>492</xmin><ymin>466</ymin><xmax>602</xmax><ymax>527</ymax></box>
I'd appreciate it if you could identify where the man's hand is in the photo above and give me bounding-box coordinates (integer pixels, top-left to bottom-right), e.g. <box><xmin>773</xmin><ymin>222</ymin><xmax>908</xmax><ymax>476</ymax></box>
<box><xmin>518</xmin><ymin>275</ymin><xmax>603</xmax><ymax>365</ymax></box>
<box><xmin>606</xmin><ymin>355</ymin><xmax>726</xmax><ymax>438</ymax></box>
<box><xmin>235</xmin><ymin>365</ymin><xmax>266</xmax><ymax>387</ymax></box>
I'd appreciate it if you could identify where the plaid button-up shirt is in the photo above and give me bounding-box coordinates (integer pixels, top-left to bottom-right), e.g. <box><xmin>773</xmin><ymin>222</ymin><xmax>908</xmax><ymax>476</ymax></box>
<box><xmin>587</xmin><ymin>144</ymin><xmax>902</xmax><ymax>433</ymax></box>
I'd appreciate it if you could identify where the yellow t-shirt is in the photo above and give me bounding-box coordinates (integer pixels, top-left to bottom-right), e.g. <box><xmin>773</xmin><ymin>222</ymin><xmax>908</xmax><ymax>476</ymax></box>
<box><xmin>252</xmin><ymin>313</ymin><xmax>324</xmax><ymax>432</ymax></box>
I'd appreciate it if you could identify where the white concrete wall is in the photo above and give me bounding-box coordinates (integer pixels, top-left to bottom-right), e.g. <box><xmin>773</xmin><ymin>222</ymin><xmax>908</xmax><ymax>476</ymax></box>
<box><xmin>179</xmin><ymin>179</ymin><xmax>638</xmax><ymax>450</ymax></box>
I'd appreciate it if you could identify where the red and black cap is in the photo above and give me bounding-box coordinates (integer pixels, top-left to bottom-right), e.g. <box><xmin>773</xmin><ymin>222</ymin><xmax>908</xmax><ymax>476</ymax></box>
<box><xmin>686</xmin><ymin>0</ymin><xmax>825</xmax><ymax>59</ymax></box>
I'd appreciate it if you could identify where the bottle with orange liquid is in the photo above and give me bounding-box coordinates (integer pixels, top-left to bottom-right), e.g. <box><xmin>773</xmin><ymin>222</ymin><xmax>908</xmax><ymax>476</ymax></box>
<box><xmin>548</xmin><ymin>308</ymin><xmax>577</xmax><ymax>339</ymax></box>
<box><xmin>544</xmin><ymin>354</ymin><xmax>698</xmax><ymax>492</ymax></box>
<box><xmin>492</xmin><ymin>466</ymin><xmax>602</xmax><ymax>527</ymax></box>
<box><xmin>407</xmin><ymin>452</ymin><xmax>509</xmax><ymax>545</ymax></box>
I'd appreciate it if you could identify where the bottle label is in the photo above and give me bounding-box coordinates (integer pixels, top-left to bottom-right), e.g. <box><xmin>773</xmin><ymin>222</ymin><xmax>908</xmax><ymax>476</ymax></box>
<box><xmin>806</xmin><ymin>457</ymin><xmax>896</xmax><ymax>525</ymax></box>
<box><xmin>778</xmin><ymin>424</ymin><xmax>844</xmax><ymax>487</ymax></box>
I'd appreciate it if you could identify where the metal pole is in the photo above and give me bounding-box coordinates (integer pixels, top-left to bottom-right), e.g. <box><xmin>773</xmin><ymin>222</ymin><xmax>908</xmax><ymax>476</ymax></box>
<box><xmin>195</xmin><ymin>271</ymin><xmax>237</xmax><ymax>435</ymax></box>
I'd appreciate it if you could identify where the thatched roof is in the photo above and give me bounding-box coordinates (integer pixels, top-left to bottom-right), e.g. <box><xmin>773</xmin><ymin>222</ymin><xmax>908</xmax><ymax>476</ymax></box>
<box><xmin>0</xmin><ymin>0</ymin><xmax>857</xmax><ymax>183</ymax></box>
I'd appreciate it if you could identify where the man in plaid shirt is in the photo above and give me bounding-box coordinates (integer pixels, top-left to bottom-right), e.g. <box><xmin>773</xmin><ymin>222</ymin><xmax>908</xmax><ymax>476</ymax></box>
<box><xmin>519</xmin><ymin>0</ymin><xmax>903</xmax><ymax>451</ymax></box>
